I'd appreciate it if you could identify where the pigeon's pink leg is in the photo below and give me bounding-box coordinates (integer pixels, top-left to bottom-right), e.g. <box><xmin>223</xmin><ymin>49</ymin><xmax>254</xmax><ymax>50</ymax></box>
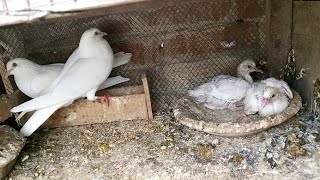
<box><xmin>97</xmin><ymin>95</ymin><xmax>110</xmax><ymax>106</ymax></box>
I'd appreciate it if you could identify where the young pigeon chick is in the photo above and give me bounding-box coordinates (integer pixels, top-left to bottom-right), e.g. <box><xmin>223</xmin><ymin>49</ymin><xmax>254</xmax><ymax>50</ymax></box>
<box><xmin>6</xmin><ymin>51</ymin><xmax>132</xmax><ymax>98</ymax></box>
<box><xmin>188</xmin><ymin>60</ymin><xmax>263</xmax><ymax>111</ymax></box>
<box><xmin>244</xmin><ymin>78</ymin><xmax>293</xmax><ymax>117</ymax></box>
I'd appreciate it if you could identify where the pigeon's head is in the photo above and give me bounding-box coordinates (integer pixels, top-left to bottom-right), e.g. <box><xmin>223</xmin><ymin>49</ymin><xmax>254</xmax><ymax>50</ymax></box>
<box><xmin>80</xmin><ymin>28</ymin><xmax>107</xmax><ymax>41</ymax></box>
<box><xmin>261</xmin><ymin>86</ymin><xmax>284</xmax><ymax>108</ymax></box>
<box><xmin>6</xmin><ymin>58</ymin><xmax>34</xmax><ymax>77</ymax></box>
<box><xmin>238</xmin><ymin>60</ymin><xmax>263</xmax><ymax>75</ymax></box>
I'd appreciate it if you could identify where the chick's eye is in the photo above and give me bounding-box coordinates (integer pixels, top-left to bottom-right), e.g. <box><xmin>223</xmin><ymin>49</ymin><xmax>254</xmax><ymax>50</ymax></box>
<box><xmin>12</xmin><ymin>63</ymin><xmax>17</xmax><ymax>67</ymax></box>
<box><xmin>247</xmin><ymin>65</ymin><xmax>252</xmax><ymax>68</ymax></box>
<box><xmin>271</xmin><ymin>94</ymin><xmax>275</xmax><ymax>98</ymax></box>
<box><xmin>94</xmin><ymin>31</ymin><xmax>99</xmax><ymax>35</ymax></box>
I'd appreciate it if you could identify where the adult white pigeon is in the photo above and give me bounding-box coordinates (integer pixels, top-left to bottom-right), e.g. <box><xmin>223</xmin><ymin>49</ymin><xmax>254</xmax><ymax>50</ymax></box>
<box><xmin>11</xmin><ymin>28</ymin><xmax>114</xmax><ymax>137</ymax></box>
<box><xmin>244</xmin><ymin>78</ymin><xmax>293</xmax><ymax>117</ymax></box>
<box><xmin>6</xmin><ymin>51</ymin><xmax>132</xmax><ymax>98</ymax></box>
<box><xmin>188</xmin><ymin>60</ymin><xmax>263</xmax><ymax>111</ymax></box>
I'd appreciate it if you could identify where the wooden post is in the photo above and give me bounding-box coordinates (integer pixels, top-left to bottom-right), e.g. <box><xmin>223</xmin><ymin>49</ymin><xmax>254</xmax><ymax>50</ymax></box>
<box><xmin>0</xmin><ymin>57</ymin><xmax>14</xmax><ymax>95</ymax></box>
<box><xmin>0</xmin><ymin>91</ymin><xmax>29</xmax><ymax>123</ymax></box>
<box><xmin>266</xmin><ymin>0</ymin><xmax>293</xmax><ymax>78</ymax></box>
<box><xmin>141</xmin><ymin>73</ymin><xmax>153</xmax><ymax>120</ymax></box>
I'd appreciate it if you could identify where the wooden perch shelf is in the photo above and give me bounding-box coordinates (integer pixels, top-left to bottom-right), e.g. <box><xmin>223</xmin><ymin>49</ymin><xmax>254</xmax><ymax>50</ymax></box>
<box><xmin>0</xmin><ymin>74</ymin><xmax>153</xmax><ymax>128</ymax></box>
<box><xmin>23</xmin><ymin>74</ymin><xmax>153</xmax><ymax>128</ymax></box>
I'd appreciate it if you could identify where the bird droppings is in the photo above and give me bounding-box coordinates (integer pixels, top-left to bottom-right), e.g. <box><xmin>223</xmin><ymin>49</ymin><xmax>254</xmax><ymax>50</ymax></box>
<box><xmin>6</xmin><ymin>111</ymin><xmax>320</xmax><ymax>179</ymax></box>
<box><xmin>194</xmin><ymin>143</ymin><xmax>215</xmax><ymax>162</ymax></box>
<box><xmin>283</xmin><ymin>49</ymin><xmax>296</xmax><ymax>82</ymax></box>
<box><xmin>229</xmin><ymin>153</ymin><xmax>245</xmax><ymax>166</ymax></box>
<box><xmin>313</xmin><ymin>133</ymin><xmax>320</xmax><ymax>142</ymax></box>
<box><xmin>287</xmin><ymin>133</ymin><xmax>304</xmax><ymax>145</ymax></box>
<box><xmin>296</xmin><ymin>68</ymin><xmax>310</xmax><ymax>80</ymax></box>
<box><xmin>98</xmin><ymin>143</ymin><xmax>112</xmax><ymax>153</ymax></box>
<box><xmin>287</xmin><ymin>145</ymin><xmax>307</xmax><ymax>158</ymax></box>
<box><xmin>313</xmin><ymin>78</ymin><xmax>320</xmax><ymax>118</ymax></box>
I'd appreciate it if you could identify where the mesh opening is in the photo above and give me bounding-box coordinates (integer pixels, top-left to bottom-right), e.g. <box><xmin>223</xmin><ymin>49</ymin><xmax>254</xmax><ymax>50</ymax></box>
<box><xmin>0</xmin><ymin>0</ymin><xmax>267</xmax><ymax>116</ymax></box>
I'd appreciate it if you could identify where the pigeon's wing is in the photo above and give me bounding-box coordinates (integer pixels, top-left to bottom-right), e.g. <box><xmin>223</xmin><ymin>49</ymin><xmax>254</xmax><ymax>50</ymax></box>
<box><xmin>29</xmin><ymin>65</ymin><xmax>63</xmax><ymax>97</ymax></box>
<box><xmin>207</xmin><ymin>75</ymin><xmax>250</xmax><ymax>102</ymax></box>
<box><xmin>39</xmin><ymin>48</ymin><xmax>80</xmax><ymax>95</ymax></box>
<box><xmin>97</xmin><ymin>76</ymin><xmax>130</xmax><ymax>91</ymax></box>
<box><xmin>244</xmin><ymin>83</ymin><xmax>263</xmax><ymax>115</ymax></box>
<box><xmin>113</xmin><ymin>52</ymin><xmax>132</xmax><ymax>68</ymax></box>
<box><xmin>12</xmin><ymin>57</ymin><xmax>109</xmax><ymax>113</ymax></box>
<box><xmin>261</xmin><ymin>78</ymin><xmax>293</xmax><ymax>99</ymax></box>
<box><xmin>48</xmin><ymin>63</ymin><xmax>64</xmax><ymax>67</ymax></box>
<box><xmin>188</xmin><ymin>83</ymin><xmax>211</xmax><ymax>103</ymax></box>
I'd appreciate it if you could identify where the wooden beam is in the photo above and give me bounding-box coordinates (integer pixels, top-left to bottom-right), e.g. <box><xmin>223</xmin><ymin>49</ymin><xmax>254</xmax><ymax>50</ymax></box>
<box><xmin>0</xmin><ymin>91</ymin><xmax>29</xmax><ymax>123</ymax></box>
<box><xmin>141</xmin><ymin>74</ymin><xmax>153</xmax><ymax>120</ymax></box>
<box><xmin>21</xmin><ymin>93</ymin><xmax>148</xmax><ymax>128</ymax></box>
<box><xmin>0</xmin><ymin>57</ymin><xmax>14</xmax><ymax>95</ymax></box>
<box><xmin>266</xmin><ymin>0</ymin><xmax>293</xmax><ymax>78</ymax></box>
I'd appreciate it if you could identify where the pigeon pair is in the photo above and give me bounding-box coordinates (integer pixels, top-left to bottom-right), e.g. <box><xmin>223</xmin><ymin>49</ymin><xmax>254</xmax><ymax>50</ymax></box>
<box><xmin>188</xmin><ymin>60</ymin><xmax>293</xmax><ymax>117</ymax></box>
<box><xmin>6</xmin><ymin>52</ymin><xmax>132</xmax><ymax>99</ymax></box>
<box><xmin>7</xmin><ymin>28</ymin><xmax>123</xmax><ymax>137</ymax></box>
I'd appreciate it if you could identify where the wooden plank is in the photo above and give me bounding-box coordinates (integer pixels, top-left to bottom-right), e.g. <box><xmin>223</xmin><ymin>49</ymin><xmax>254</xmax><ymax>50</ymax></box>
<box><xmin>266</xmin><ymin>0</ymin><xmax>293</xmax><ymax>78</ymax></box>
<box><xmin>292</xmin><ymin>1</ymin><xmax>320</xmax><ymax>111</ymax></box>
<box><xmin>141</xmin><ymin>74</ymin><xmax>153</xmax><ymax>120</ymax></box>
<box><xmin>0</xmin><ymin>91</ymin><xmax>29</xmax><ymax>123</ymax></box>
<box><xmin>0</xmin><ymin>57</ymin><xmax>14</xmax><ymax>95</ymax></box>
<box><xmin>96</xmin><ymin>85</ymin><xmax>144</xmax><ymax>96</ymax></box>
<box><xmin>21</xmin><ymin>93</ymin><xmax>148</xmax><ymax>128</ymax></box>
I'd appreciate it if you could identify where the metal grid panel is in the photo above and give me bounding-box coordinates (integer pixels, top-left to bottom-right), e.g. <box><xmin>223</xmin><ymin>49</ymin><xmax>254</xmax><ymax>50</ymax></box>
<box><xmin>0</xmin><ymin>0</ymin><xmax>267</xmax><ymax>115</ymax></box>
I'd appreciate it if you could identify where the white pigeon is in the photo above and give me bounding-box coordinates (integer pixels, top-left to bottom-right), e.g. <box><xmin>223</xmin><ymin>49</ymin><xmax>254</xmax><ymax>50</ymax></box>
<box><xmin>244</xmin><ymin>78</ymin><xmax>293</xmax><ymax>117</ymax></box>
<box><xmin>6</xmin><ymin>51</ymin><xmax>132</xmax><ymax>98</ymax></box>
<box><xmin>188</xmin><ymin>60</ymin><xmax>263</xmax><ymax>111</ymax></box>
<box><xmin>11</xmin><ymin>28</ymin><xmax>114</xmax><ymax>137</ymax></box>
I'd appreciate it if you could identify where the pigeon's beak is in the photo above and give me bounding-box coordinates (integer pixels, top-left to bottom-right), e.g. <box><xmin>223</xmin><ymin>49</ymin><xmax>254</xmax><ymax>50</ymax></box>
<box><xmin>261</xmin><ymin>98</ymin><xmax>269</xmax><ymax>108</ymax></box>
<box><xmin>5</xmin><ymin>69</ymin><xmax>12</xmax><ymax>78</ymax></box>
<box><xmin>99</xmin><ymin>31</ymin><xmax>108</xmax><ymax>37</ymax></box>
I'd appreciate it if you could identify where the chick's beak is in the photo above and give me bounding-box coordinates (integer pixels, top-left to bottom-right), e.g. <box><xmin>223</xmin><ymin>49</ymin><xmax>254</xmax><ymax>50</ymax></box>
<box><xmin>5</xmin><ymin>69</ymin><xmax>12</xmax><ymax>78</ymax></box>
<box><xmin>261</xmin><ymin>98</ymin><xmax>269</xmax><ymax>108</ymax></box>
<box><xmin>253</xmin><ymin>67</ymin><xmax>263</xmax><ymax>73</ymax></box>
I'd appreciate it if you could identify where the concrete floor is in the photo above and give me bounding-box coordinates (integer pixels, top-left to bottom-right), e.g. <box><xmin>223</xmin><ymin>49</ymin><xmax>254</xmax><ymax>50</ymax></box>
<box><xmin>7</xmin><ymin>113</ymin><xmax>320</xmax><ymax>180</ymax></box>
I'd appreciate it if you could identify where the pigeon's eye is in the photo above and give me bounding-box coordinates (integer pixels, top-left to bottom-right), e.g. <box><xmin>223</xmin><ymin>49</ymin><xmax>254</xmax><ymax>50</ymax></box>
<box><xmin>94</xmin><ymin>31</ymin><xmax>99</xmax><ymax>35</ymax></box>
<box><xmin>12</xmin><ymin>62</ymin><xmax>17</xmax><ymax>67</ymax></box>
<box><xmin>247</xmin><ymin>65</ymin><xmax>252</xmax><ymax>68</ymax></box>
<box><xmin>271</xmin><ymin>94</ymin><xmax>275</xmax><ymax>98</ymax></box>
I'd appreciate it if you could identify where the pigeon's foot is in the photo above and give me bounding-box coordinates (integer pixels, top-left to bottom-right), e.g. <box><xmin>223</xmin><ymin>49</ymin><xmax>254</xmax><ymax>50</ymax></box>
<box><xmin>14</xmin><ymin>112</ymin><xmax>27</xmax><ymax>126</ymax></box>
<box><xmin>14</xmin><ymin>113</ymin><xmax>22</xmax><ymax>126</ymax></box>
<box><xmin>97</xmin><ymin>95</ymin><xmax>110</xmax><ymax>106</ymax></box>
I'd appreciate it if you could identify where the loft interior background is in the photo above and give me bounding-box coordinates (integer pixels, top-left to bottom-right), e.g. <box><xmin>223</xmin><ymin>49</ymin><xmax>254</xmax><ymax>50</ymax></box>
<box><xmin>1</xmin><ymin>0</ymin><xmax>318</xmax><ymax>116</ymax></box>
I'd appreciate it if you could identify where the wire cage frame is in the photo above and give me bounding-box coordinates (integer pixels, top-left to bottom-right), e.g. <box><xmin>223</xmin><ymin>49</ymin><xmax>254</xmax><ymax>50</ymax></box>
<box><xmin>0</xmin><ymin>0</ymin><xmax>267</xmax><ymax>116</ymax></box>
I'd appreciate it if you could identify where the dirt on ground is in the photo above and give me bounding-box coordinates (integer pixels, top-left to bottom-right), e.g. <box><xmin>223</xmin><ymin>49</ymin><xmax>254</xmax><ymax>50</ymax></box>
<box><xmin>6</xmin><ymin>112</ymin><xmax>320</xmax><ymax>180</ymax></box>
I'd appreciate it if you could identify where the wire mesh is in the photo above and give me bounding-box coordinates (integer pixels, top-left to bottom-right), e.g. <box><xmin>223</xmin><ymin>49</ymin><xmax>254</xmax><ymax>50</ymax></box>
<box><xmin>0</xmin><ymin>0</ymin><xmax>267</xmax><ymax>116</ymax></box>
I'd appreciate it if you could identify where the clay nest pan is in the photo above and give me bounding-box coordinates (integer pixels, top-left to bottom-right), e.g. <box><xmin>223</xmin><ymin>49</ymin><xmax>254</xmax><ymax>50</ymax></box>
<box><xmin>173</xmin><ymin>91</ymin><xmax>302</xmax><ymax>137</ymax></box>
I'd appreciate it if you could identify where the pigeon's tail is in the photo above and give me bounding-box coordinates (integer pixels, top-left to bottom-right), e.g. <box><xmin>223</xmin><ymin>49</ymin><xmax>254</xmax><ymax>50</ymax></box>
<box><xmin>20</xmin><ymin>102</ymin><xmax>67</xmax><ymax>137</ymax></box>
<box><xmin>113</xmin><ymin>52</ymin><xmax>132</xmax><ymax>68</ymax></box>
<box><xmin>188</xmin><ymin>89</ymin><xmax>207</xmax><ymax>103</ymax></box>
<box><xmin>98</xmin><ymin>76</ymin><xmax>130</xmax><ymax>91</ymax></box>
<box><xmin>11</xmin><ymin>94</ymin><xmax>72</xmax><ymax>113</ymax></box>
